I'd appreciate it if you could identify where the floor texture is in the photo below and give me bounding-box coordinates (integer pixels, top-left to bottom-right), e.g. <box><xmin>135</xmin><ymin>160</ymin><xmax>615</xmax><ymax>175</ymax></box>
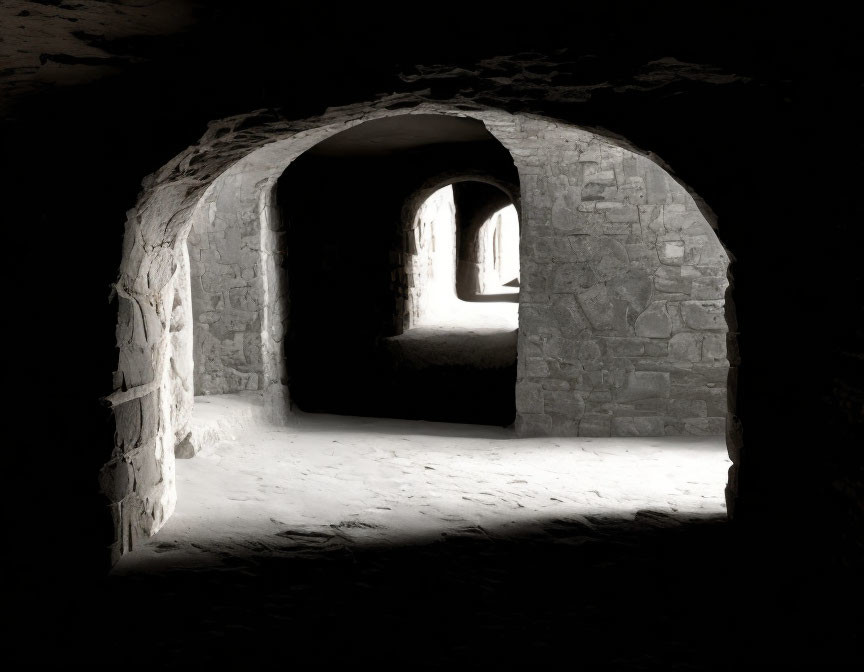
<box><xmin>24</xmin><ymin>398</ymin><xmax>862</xmax><ymax>669</ymax></box>
<box><xmin>119</xmin><ymin>394</ymin><xmax>731</xmax><ymax>572</ymax></box>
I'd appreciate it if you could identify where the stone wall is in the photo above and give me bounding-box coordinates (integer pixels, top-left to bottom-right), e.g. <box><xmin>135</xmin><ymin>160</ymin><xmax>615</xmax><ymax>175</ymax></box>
<box><xmin>186</xmin><ymin>173</ymin><xmax>264</xmax><ymax>394</ymax></box>
<box><xmin>490</xmin><ymin>117</ymin><xmax>729</xmax><ymax>437</ymax></box>
<box><xmin>185</xmin><ymin>159</ymin><xmax>289</xmax><ymax>409</ymax></box>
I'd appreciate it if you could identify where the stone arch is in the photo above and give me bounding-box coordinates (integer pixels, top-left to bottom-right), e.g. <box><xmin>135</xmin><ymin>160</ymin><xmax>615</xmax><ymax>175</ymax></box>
<box><xmin>400</xmin><ymin>171</ymin><xmax>520</xmax><ymax>330</ymax></box>
<box><xmin>449</xmin><ymin>182</ymin><xmax>519</xmax><ymax>301</ymax></box>
<box><xmin>102</xmin><ymin>100</ymin><xmax>737</xmax><ymax>565</ymax></box>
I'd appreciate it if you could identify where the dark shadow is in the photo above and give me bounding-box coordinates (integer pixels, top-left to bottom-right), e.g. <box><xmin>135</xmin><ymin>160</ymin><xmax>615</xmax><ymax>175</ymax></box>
<box><xmin>40</xmin><ymin>512</ymin><xmax>864</xmax><ymax>668</ymax></box>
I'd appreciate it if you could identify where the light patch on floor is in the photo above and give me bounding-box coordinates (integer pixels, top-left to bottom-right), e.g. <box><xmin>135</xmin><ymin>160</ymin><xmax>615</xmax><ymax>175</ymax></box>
<box><xmin>114</xmin><ymin>393</ymin><xmax>730</xmax><ymax>573</ymax></box>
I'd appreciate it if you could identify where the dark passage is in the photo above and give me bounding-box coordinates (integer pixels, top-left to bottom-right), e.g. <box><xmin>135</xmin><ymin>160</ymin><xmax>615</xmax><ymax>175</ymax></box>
<box><xmin>279</xmin><ymin>115</ymin><xmax>521</xmax><ymax>426</ymax></box>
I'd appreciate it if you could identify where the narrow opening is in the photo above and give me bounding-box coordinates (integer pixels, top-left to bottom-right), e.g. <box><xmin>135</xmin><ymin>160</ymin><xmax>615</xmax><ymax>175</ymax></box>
<box><xmin>478</xmin><ymin>204</ymin><xmax>520</xmax><ymax>299</ymax></box>
<box><xmin>406</xmin><ymin>183</ymin><xmax>519</xmax><ymax>326</ymax></box>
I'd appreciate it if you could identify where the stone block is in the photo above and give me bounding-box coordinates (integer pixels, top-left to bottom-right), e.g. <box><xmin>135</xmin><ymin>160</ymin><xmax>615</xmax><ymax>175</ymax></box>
<box><xmin>550</xmin><ymin>190</ymin><xmax>582</xmax><ymax>231</ymax></box>
<box><xmin>644</xmin><ymin>165</ymin><xmax>669</xmax><ymax>205</ymax></box>
<box><xmin>117</xmin><ymin>344</ymin><xmax>154</xmax><ymax>389</ymax></box>
<box><xmin>670</xmin><ymin>364</ymin><xmax>728</xmax><ymax>386</ymax></box>
<box><xmin>522</xmin><ymin>337</ymin><xmax>544</xmax><ymax>358</ymax></box>
<box><xmin>708</xmin><ymin>386</ymin><xmax>729</xmax><ymax>416</ymax></box>
<box><xmin>520</xmin><ymin>306</ymin><xmax>559</xmax><ymax>336</ymax></box>
<box><xmin>663</xmin><ymin>418</ymin><xmax>688</xmax><ymax>436</ymax></box>
<box><xmin>515</xmin><ymin>382</ymin><xmax>544</xmax><ymax>414</ymax></box>
<box><xmin>691</xmin><ymin>363</ymin><xmax>728</xmax><ymax>384</ymax></box>
<box><xmin>601</xmin><ymin>203</ymin><xmax>639</xmax><ymax>223</ymax></box>
<box><xmin>637</xmin><ymin>204</ymin><xmax>664</xmax><ymax>235</ymax></box>
<box><xmin>573</xmin><ymin>370</ymin><xmax>606</xmax><ymax>391</ymax></box>
<box><xmin>663</xmin><ymin>206</ymin><xmax>699</xmax><ymax>232</ymax></box>
<box><xmin>669</xmin><ymin>333</ymin><xmax>702</xmax><ymax>362</ymax></box>
<box><xmin>654</xmin><ymin>266</ymin><xmax>691</xmax><ymax>294</ymax></box>
<box><xmin>586</xmin><ymin>398</ymin><xmax>615</xmax><ymax>414</ymax></box>
<box><xmin>541</xmin><ymin>379</ymin><xmax>570</xmax><ymax>391</ymax></box>
<box><xmin>612</xmin><ymin>416</ymin><xmax>665</xmax><ymax>436</ymax></box>
<box><xmin>515</xmin><ymin>414</ymin><xmax>550</xmax><ymax>437</ymax></box>
<box><xmin>609</xmin><ymin>269</ymin><xmax>653</xmax><ymax>314</ymax></box>
<box><xmin>684</xmin><ymin>236</ymin><xmax>728</xmax><ymax>267</ymax></box>
<box><xmin>616</xmin><ymin>371</ymin><xmax>670</xmax><ymax>402</ymax></box>
<box><xmin>131</xmin><ymin>445</ymin><xmax>160</xmax><ymax>494</ymax></box>
<box><xmin>577</xmin><ymin>283</ymin><xmax>615</xmax><ymax>330</ymax></box>
<box><xmin>681</xmin><ymin>300</ymin><xmax>726</xmax><ymax>330</ymax></box>
<box><xmin>625</xmin><ymin>243</ymin><xmax>654</xmax><ymax>265</ymax></box>
<box><xmin>659</xmin><ymin>240</ymin><xmax>685</xmax><ymax>265</ymax></box>
<box><xmin>524</xmin><ymin>357</ymin><xmax>550</xmax><ymax>377</ymax></box>
<box><xmin>644</xmin><ymin>341</ymin><xmax>669</xmax><ymax>357</ymax></box>
<box><xmin>579</xmin><ymin>339</ymin><xmax>603</xmax><ymax>369</ymax></box>
<box><xmin>543</xmin><ymin>390</ymin><xmax>585</xmax><ymax>418</ymax></box>
<box><xmin>532</xmin><ymin>237</ymin><xmax>580</xmax><ymax>262</ymax></box>
<box><xmin>228</xmin><ymin>287</ymin><xmax>259</xmax><ymax>312</ymax></box>
<box><xmin>139</xmin><ymin>391</ymin><xmax>159</xmax><ymax>447</ymax></box>
<box><xmin>630</xmin><ymin>397</ymin><xmax>668</xmax><ymax>413</ymax></box>
<box><xmin>544</xmin><ymin>415</ymin><xmax>581</xmax><ymax>435</ymax></box>
<box><xmin>691</xmin><ymin>276</ymin><xmax>728</xmax><ymax>300</ymax></box>
<box><xmin>602</xmin><ymin>221</ymin><xmax>631</xmax><ymax>235</ymax></box>
<box><xmin>683</xmin><ymin>417</ymin><xmax>727</xmax><ymax>436</ymax></box>
<box><xmin>669</xmin><ymin>399</ymin><xmax>708</xmax><ymax>417</ymax></box>
<box><xmin>219</xmin><ymin>307</ymin><xmax>258</xmax><ymax>333</ymax></box>
<box><xmin>579</xmin><ymin>414</ymin><xmax>612</xmax><ymax>437</ymax></box>
<box><xmin>174</xmin><ymin>432</ymin><xmax>199</xmax><ymax>459</ymax></box>
<box><xmin>634</xmin><ymin>301</ymin><xmax>672</xmax><ymax>338</ymax></box>
<box><xmin>544</xmin><ymin>336</ymin><xmax>580</xmax><ymax>364</ymax></box>
<box><xmin>618</xmin><ymin>179</ymin><xmax>646</xmax><ymax>205</ymax></box>
<box><xmin>569</xmin><ymin>235</ymin><xmax>629</xmax><ymax>281</ymax></box>
<box><xmin>582</xmin><ymin>182</ymin><xmax>617</xmax><ymax>201</ymax></box>
<box><xmin>702</xmin><ymin>333</ymin><xmax>728</xmax><ymax>361</ymax></box>
<box><xmin>99</xmin><ymin>459</ymin><xmax>132</xmax><ymax>502</ymax></box>
<box><xmin>604</xmin><ymin>337</ymin><xmax>645</xmax><ymax>357</ymax></box>
<box><xmin>551</xmin><ymin>262</ymin><xmax>597</xmax><ymax>292</ymax></box>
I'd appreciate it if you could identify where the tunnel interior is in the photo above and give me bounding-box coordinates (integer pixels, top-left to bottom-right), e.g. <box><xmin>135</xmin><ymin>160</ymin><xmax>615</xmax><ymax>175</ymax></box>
<box><xmin>278</xmin><ymin>114</ymin><xmax>521</xmax><ymax>426</ymax></box>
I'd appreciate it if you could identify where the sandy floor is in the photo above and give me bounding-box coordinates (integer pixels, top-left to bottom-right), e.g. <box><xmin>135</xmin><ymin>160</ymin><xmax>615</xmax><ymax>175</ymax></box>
<box><xmin>115</xmin><ymin>394</ymin><xmax>729</xmax><ymax>573</ymax></box>
<box><xmin>413</xmin><ymin>287</ymin><xmax>519</xmax><ymax>331</ymax></box>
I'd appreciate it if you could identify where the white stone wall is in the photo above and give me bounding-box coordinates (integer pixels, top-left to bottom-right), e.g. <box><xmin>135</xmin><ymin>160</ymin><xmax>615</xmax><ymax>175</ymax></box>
<box><xmin>186</xmin><ymin>169</ymin><xmax>265</xmax><ymax>394</ymax></box>
<box><xmin>168</xmin><ymin>244</ymin><xmax>194</xmax><ymax>448</ymax></box>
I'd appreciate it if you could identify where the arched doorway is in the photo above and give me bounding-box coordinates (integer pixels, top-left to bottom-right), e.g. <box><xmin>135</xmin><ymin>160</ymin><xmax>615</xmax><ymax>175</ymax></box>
<box><xmin>273</xmin><ymin>114</ymin><xmax>522</xmax><ymax>425</ymax></box>
<box><xmin>105</xmin><ymin>103</ymin><xmax>735</xmax><ymax>563</ymax></box>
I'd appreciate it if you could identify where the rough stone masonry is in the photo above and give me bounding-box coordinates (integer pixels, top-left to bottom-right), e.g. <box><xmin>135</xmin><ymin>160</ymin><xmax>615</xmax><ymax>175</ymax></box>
<box><xmin>105</xmin><ymin>101</ymin><xmax>730</xmax><ymax>562</ymax></box>
<box><xmin>504</xmin><ymin>118</ymin><xmax>729</xmax><ymax>438</ymax></box>
<box><xmin>183</xmin><ymin>108</ymin><xmax>728</xmax><ymax>438</ymax></box>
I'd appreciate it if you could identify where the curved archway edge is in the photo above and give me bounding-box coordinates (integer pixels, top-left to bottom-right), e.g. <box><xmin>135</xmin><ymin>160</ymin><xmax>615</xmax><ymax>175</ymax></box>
<box><xmin>103</xmin><ymin>98</ymin><xmax>737</xmax><ymax>564</ymax></box>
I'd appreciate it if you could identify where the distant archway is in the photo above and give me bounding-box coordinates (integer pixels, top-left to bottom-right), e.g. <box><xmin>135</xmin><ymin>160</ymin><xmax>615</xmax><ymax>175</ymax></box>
<box><xmin>104</xmin><ymin>102</ymin><xmax>736</xmax><ymax>564</ymax></box>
